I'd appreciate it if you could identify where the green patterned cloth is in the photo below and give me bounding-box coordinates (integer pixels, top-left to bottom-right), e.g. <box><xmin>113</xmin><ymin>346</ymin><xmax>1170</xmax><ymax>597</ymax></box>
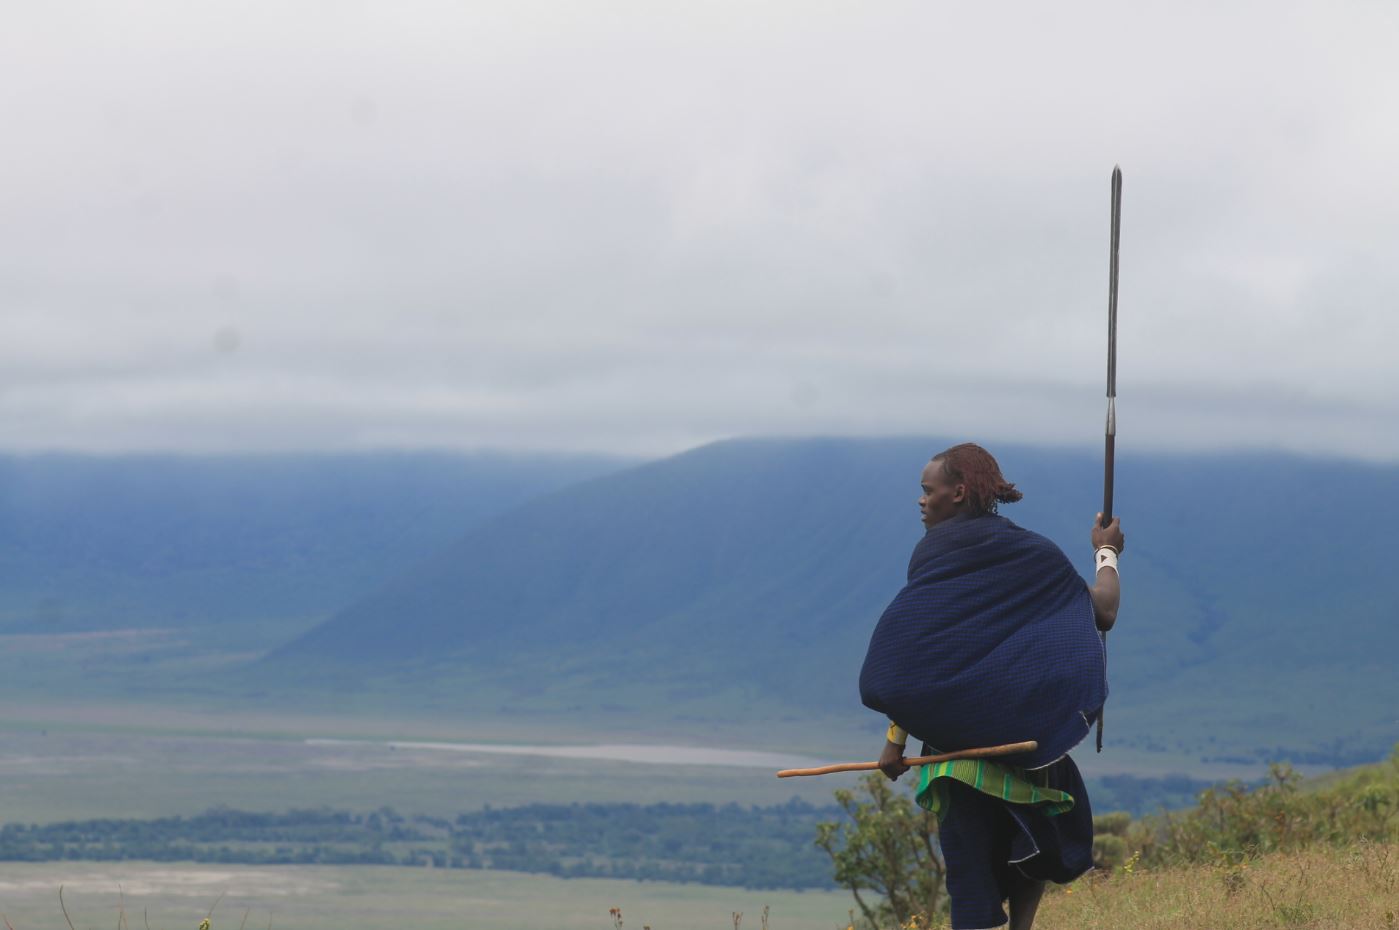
<box><xmin>915</xmin><ymin>757</ymin><xmax>1076</xmax><ymax>820</ymax></box>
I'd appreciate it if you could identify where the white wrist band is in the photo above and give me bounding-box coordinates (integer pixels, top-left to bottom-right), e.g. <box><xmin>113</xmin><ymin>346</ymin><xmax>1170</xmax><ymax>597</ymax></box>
<box><xmin>1095</xmin><ymin>546</ymin><xmax>1119</xmax><ymax>573</ymax></box>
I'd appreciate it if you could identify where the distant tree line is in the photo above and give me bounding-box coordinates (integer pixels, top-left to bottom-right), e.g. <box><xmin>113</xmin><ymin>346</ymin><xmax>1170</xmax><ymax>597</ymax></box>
<box><xmin>1086</xmin><ymin>772</ymin><xmax>1219</xmax><ymax>815</ymax></box>
<box><xmin>0</xmin><ymin>799</ymin><xmax>842</xmax><ymax>890</ymax></box>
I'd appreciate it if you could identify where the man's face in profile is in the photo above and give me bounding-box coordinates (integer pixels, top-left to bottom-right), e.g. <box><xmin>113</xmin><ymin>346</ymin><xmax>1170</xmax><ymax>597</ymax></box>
<box><xmin>919</xmin><ymin>458</ymin><xmax>965</xmax><ymax>529</ymax></box>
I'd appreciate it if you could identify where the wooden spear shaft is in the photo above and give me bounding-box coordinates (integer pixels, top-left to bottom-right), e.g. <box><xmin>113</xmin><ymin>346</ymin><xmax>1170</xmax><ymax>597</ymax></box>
<box><xmin>1098</xmin><ymin>165</ymin><xmax>1122</xmax><ymax>753</ymax></box>
<box><xmin>775</xmin><ymin>740</ymin><xmax>1038</xmax><ymax>778</ymax></box>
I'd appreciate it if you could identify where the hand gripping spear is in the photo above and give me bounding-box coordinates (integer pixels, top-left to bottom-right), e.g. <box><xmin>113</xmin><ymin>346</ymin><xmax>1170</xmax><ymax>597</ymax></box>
<box><xmin>1097</xmin><ymin>165</ymin><xmax>1122</xmax><ymax>753</ymax></box>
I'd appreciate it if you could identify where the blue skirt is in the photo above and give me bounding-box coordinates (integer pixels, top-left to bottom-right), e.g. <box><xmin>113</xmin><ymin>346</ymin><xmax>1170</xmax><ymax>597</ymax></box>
<box><xmin>936</xmin><ymin>754</ymin><xmax>1094</xmax><ymax>929</ymax></box>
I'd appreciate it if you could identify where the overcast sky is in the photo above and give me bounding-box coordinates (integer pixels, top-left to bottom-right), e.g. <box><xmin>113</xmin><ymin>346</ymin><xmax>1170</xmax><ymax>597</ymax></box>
<box><xmin>3</xmin><ymin>1</ymin><xmax>1397</xmax><ymax>459</ymax></box>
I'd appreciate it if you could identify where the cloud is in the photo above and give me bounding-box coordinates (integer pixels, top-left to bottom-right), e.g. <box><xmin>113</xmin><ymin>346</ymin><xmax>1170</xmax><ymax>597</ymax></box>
<box><xmin>1</xmin><ymin>1</ymin><xmax>1397</xmax><ymax>457</ymax></box>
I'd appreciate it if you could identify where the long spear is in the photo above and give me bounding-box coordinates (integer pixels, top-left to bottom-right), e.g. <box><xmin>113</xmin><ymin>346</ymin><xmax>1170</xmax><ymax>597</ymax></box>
<box><xmin>1097</xmin><ymin>165</ymin><xmax>1122</xmax><ymax>753</ymax></box>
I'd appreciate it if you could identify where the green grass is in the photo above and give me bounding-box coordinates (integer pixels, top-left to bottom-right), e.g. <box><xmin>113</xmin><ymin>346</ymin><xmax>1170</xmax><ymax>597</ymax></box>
<box><xmin>0</xmin><ymin>862</ymin><xmax>852</xmax><ymax>930</ymax></box>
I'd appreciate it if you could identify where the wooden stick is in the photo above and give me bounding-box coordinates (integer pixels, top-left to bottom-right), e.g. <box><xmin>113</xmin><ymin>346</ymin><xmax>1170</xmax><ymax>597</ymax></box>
<box><xmin>775</xmin><ymin>740</ymin><xmax>1037</xmax><ymax>778</ymax></box>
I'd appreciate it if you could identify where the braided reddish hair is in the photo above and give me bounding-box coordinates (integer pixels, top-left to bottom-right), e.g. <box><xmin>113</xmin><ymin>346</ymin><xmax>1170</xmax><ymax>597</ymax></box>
<box><xmin>933</xmin><ymin>443</ymin><xmax>1023</xmax><ymax>515</ymax></box>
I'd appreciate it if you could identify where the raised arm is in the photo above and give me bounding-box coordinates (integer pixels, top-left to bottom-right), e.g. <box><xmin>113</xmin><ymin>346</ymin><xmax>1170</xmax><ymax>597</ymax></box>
<box><xmin>1089</xmin><ymin>513</ymin><xmax>1124</xmax><ymax>632</ymax></box>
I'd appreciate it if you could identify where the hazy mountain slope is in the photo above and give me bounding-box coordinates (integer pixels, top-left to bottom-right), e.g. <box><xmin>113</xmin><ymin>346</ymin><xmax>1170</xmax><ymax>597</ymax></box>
<box><xmin>270</xmin><ymin>439</ymin><xmax>922</xmax><ymax>684</ymax></box>
<box><xmin>269</xmin><ymin>438</ymin><xmax>1399</xmax><ymax>765</ymax></box>
<box><xmin>0</xmin><ymin>452</ymin><xmax>627</xmax><ymax>634</ymax></box>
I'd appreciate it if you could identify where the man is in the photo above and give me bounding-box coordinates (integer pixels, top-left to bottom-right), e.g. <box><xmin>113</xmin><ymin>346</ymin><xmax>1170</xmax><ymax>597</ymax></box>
<box><xmin>859</xmin><ymin>443</ymin><xmax>1123</xmax><ymax>930</ymax></box>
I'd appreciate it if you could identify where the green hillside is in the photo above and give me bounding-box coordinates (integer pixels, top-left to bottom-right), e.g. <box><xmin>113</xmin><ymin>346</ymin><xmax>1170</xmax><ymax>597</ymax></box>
<box><xmin>263</xmin><ymin>437</ymin><xmax>1399</xmax><ymax>769</ymax></box>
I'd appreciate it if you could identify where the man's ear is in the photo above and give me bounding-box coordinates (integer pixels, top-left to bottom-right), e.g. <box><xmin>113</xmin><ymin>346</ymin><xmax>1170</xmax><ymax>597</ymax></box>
<box><xmin>952</xmin><ymin>483</ymin><xmax>967</xmax><ymax>503</ymax></box>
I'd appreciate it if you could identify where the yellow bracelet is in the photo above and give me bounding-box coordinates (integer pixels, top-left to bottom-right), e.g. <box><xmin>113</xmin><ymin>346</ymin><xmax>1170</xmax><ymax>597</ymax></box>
<box><xmin>886</xmin><ymin>722</ymin><xmax>908</xmax><ymax>746</ymax></box>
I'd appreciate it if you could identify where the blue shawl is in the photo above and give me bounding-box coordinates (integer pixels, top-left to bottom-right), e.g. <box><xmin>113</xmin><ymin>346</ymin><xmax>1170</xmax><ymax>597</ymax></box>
<box><xmin>859</xmin><ymin>512</ymin><xmax>1105</xmax><ymax>769</ymax></box>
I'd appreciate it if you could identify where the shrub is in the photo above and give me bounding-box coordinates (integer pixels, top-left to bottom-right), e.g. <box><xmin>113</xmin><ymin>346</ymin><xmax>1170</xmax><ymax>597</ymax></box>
<box><xmin>1132</xmin><ymin>745</ymin><xmax>1399</xmax><ymax>868</ymax></box>
<box><xmin>814</xmin><ymin>774</ymin><xmax>946</xmax><ymax>929</ymax></box>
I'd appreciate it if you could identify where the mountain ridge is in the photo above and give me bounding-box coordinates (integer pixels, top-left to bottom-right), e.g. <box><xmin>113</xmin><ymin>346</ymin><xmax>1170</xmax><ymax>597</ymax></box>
<box><xmin>265</xmin><ymin>437</ymin><xmax>1399</xmax><ymax>767</ymax></box>
<box><xmin>0</xmin><ymin>451</ymin><xmax>630</xmax><ymax>636</ymax></box>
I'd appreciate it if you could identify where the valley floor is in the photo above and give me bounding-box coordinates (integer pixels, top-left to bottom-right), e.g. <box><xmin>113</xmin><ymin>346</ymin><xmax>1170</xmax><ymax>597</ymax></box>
<box><xmin>0</xmin><ymin>700</ymin><xmax>1293</xmax><ymax>827</ymax></box>
<box><xmin>1</xmin><ymin>843</ymin><xmax>1392</xmax><ymax>930</ymax></box>
<box><xmin>0</xmin><ymin>705</ymin><xmax>849</xmax><ymax>824</ymax></box>
<box><xmin>0</xmin><ymin>861</ymin><xmax>851</xmax><ymax>930</ymax></box>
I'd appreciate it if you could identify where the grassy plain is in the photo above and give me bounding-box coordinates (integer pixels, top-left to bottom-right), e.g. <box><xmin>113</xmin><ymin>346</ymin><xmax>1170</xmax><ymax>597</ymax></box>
<box><xmin>0</xmin><ymin>692</ymin><xmax>1291</xmax><ymax>831</ymax></box>
<box><xmin>0</xmin><ymin>702</ymin><xmax>863</xmax><ymax>825</ymax></box>
<box><xmin>0</xmin><ymin>621</ymin><xmax>1341</xmax><ymax>791</ymax></box>
<box><xmin>0</xmin><ymin>700</ymin><xmax>1274</xmax><ymax>830</ymax></box>
<box><xmin>0</xmin><ymin>861</ymin><xmax>853</xmax><ymax>930</ymax></box>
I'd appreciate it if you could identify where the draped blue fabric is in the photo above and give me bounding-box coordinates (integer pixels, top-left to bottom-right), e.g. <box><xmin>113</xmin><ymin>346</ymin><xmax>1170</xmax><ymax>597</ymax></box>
<box><xmin>859</xmin><ymin>512</ymin><xmax>1105</xmax><ymax>769</ymax></box>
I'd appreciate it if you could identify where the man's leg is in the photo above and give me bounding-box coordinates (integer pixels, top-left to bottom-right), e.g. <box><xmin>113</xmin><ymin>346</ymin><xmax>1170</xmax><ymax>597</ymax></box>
<box><xmin>937</xmin><ymin>780</ymin><xmax>1012</xmax><ymax>929</ymax></box>
<box><xmin>1006</xmin><ymin>871</ymin><xmax>1045</xmax><ymax>930</ymax></box>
